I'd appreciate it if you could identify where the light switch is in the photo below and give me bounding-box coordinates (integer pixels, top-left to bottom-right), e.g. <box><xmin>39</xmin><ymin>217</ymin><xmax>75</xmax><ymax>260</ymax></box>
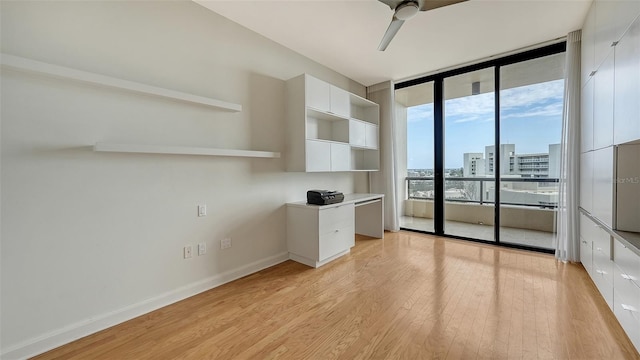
<box><xmin>198</xmin><ymin>205</ymin><xmax>206</xmax><ymax>217</ymax></box>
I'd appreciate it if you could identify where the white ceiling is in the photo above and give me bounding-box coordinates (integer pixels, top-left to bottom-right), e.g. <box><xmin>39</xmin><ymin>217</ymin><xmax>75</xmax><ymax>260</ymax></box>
<box><xmin>195</xmin><ymin>0</ymin><xmax>591</xmax><ymax>87</ymax></box>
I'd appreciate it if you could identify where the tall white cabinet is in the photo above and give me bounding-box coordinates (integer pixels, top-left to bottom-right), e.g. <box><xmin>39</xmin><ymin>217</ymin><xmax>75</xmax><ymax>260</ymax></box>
<box><xmin>580</xmin><ymin>2</ymin><xmax>640</xmax><ymax>353</ymax></box>
<box><xmin>286</xmin><ymin>74</ymin><xmax>380</xmax><ymax>172</ymax></box>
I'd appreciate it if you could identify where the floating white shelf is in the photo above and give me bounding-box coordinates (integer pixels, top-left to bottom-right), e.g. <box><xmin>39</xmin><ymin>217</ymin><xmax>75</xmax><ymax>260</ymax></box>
<box><xmin>0</xmin><ymin>53</ymin><xmax>242</xmax><ymax>112</ymax></box>
<box><xmin>94</xmin><ymin>143</ymin><xmax>280</xmax><ymax>159</ymax></box>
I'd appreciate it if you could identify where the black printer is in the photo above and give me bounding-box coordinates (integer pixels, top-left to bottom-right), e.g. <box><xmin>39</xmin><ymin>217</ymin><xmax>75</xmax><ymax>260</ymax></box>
<box><xmin>307</xmin><ymin>190</ymin><xmax>344</xmax><ymax>205</ymax></box>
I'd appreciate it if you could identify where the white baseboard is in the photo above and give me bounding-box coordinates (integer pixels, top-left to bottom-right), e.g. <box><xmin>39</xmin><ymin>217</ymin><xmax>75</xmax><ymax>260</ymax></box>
<box><xmin>1</xmin><ymin>252</ymin><xmax>289</xmax><ymax>360</ymax></box>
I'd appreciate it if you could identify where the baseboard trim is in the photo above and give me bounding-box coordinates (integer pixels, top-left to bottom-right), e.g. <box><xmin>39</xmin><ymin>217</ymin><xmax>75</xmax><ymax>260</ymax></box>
<box><xmin>1</xmin><ymin>252</ymin><xmax>289</xmax><ymax>360</ymax></box>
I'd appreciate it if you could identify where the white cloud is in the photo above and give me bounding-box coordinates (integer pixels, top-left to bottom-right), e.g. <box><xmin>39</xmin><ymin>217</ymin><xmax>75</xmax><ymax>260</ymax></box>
<box><xmin>407</xmin><ymin>103</ymin><xmax>434</xmax><ymax>122</ymax></box>
<box><xmin>424</xmin><ymin>79</ymin><xmax>565</xmax><ymax>123</ymax></box>
<box><xmin>501</xmin><ymin>101</ymin><xmax>564</xmax><ymax>120</ymax></box>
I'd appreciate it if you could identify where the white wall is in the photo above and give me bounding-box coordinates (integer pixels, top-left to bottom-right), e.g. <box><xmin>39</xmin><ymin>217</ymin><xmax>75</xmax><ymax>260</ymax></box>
<box><xmin>0</xmin><ymin>1</ymin><xmax>368</xmax><ymax>357</ymax></box>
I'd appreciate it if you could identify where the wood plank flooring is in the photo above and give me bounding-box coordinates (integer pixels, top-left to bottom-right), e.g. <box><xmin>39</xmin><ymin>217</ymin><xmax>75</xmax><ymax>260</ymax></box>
<box><xmin>34</xmin><ymin>231</ymin><xmax>639</xmax><ymax>359</ymax></box>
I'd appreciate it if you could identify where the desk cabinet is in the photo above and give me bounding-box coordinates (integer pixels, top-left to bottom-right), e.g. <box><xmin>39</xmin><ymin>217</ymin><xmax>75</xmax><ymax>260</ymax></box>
<box><xmin>286</xmin><ymin>193</ymin><xmax>384</xmax><ymax>268</ymax></box>
<box><xmin>287</xmin><ymin>202</ymin><xmax>355</xmax><ymax>268</ymax></box>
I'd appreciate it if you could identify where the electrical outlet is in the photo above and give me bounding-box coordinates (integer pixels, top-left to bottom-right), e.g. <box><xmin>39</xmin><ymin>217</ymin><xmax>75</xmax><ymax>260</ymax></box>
<box><xmin>184</xmin><ymin>245</ymin><xmax>193</xmax><ymax>259</ymax></box>
<box><xmin>221</xmin><ymin>238</ymin><xmax>232</xmax><ymax>249</ymax></box>
<box><xmin>198</xmin><ymin>205</ymin><xmax>207</xmax><ymax>217</ymax></box>
<box><xmin>198</xmin><ymin>243</ymin><xmax>206</xmax><ymax>256</ymax></box>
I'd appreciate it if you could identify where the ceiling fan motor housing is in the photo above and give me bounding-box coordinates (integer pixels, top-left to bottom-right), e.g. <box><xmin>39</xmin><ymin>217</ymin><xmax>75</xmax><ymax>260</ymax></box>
<box><xmin>395</xmin><ymin>1</ymin><xmax>420</xmax><ymax>20</ymax></box>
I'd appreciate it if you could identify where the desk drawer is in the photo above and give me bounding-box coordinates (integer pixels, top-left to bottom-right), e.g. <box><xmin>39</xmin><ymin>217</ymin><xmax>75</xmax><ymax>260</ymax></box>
<box><xmin>615</xmin><ymin>239</ymin><xmax>640</xmax><ymax>287</ymax></box>
<box><xmin>580</xmin><ymin>213</ymin><xmax>598</xmax><ymax>244</ymax></box>
<box><xmin>319</xmin><ymin>225</ymin><xmax>354</xmax><ymax>261</ymax></box>
<box><xmin>614</xmin><ymin>264</ymin><xmax>640</xmax><ymax>311</ymax></box>
<box><xmin>614</xmin><ymin>290</ymin><xmax>640</xmax><ymax>351</ymax></box>
<box><xmin>319</xmin><ymin>204</ymin><xmax>354</xmax><ymax>232</ymax></box>
<box><xmin>592</xmin><ymin>258</ymin><xmax>614</xmax><ymax>309</ymax></box>
<box><xmin>593</xmin><ymin>227</ymin><xmax>611</xmax><ymax>259</ymax></box>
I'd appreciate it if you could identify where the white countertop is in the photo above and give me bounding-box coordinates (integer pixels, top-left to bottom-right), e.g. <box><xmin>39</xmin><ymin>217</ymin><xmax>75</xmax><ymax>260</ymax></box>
<box><xmin>286</xmin><ymin>193</ymin><xmax>384</xmax><ymax>209</ymax></box>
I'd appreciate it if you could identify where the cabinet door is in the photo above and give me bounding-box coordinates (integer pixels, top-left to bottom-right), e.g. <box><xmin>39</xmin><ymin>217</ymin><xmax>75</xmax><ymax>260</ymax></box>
<box><xmin>582</xmin><ymin>2</ymin><xmax>596</xmax><ymax>86</ymax></box>
<box><xmin>349</xmin><ymin>120</ymin><xmax>366</xmax><ymax>147</ymax></box>
<box><xmin>365</xmin><ymin>123</ymin><xmax>379</xmax><ymax>149</ymax></box>
<box><xmin>318</xmin><ymin>204</ymin><xmax>355</xmax><ymax>261</ymax></box>
<box><xmin>616</xmin><ymin>144</ymin><xmax>640</xmax><ymax>232</ymax></box>
<box><xmin>330</xmin><ymin>86</ymin><xmax>351</xmax><ymax>118</ymax></box>
<box><xmin>330</xmin><ymin>143</ymin><xmax>351</xmax><ymax>171</ymax></box>
<box><xmin>613</xmin><ymin>293</ymin><xmax>640</xmax><ymax>351</ymax></box>
<box><xmin>592</xmin><ymin>146</ymin><xmax>615</xmax><ymax>227</ymax></box>
<box><xmin>580</xmin><ymin>151</ymin><xmax>594</xmax><ymax>213</ymax></box>
<box><xmin>592</xmin><ymin>225</ymin><xmax>614</xmax><ymax>309</ymax></box>
<box><xmin>614</xmin><ymin>16</ymin><xmax>640</xmax><ymax>145</ymax></box>
<box><xmin>593</xmin><ymin>51</ymin><xmax>615</xmax><ymax>150</ymax></box>
<box><xmin>306</xmin><ymin>75</ymin><xmax>330</xmax><ymax>112</ymax></box>
<box><xmin>595</xmin><ymin>0</ymin><xmax>640</xmax><ymax>68</ymax></box>
<box><xmin>581</xmin><ymin>78</ymin><xmax>594</xmax><ymax>152</ymax></box>
<box><xmin>305</xmin><ymin>140</ymin><xmax>331</xmax><ymax>172</ymax></box>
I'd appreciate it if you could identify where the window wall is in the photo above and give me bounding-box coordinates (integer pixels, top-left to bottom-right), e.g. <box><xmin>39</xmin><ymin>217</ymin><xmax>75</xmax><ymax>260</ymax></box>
<box><xmin>396</xmin><ymin>43</ymin><xmax>566</xmax><ymax>252</ymax></box>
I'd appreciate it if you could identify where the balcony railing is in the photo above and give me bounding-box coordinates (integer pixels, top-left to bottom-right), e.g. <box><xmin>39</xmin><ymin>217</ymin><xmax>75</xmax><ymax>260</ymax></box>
<box><xmin>406</xmin><ymin>176</ymin><xmax>560</xmax><ymax>208</ymax></box>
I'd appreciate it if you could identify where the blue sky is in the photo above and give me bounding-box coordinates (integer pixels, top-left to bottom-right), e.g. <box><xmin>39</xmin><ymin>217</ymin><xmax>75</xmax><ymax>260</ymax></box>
<box><xmin>407</xmin><ymin>79</ymin><xmax>564</xmax><ymax>169</ymax></box>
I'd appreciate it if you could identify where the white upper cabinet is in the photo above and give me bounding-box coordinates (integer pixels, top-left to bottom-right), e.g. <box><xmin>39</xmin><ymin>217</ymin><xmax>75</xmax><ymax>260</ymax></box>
<box><xmin>349</xmin><ymin>120</ymin><xmax>379</xmax><ymax>149</ymax></box>
<box><xmin>614</xmin><ymin>15</ymin><xmax>640</xmax><ymax>145</ymax></box>
<box><xmin>305</xmin><ymin>75</ymin><xmax>350</xmax><ymax>118</ymax></box>
<box><xmin>349</xmin><ymin>120</ymin><xmax>366</xmax><ymax>148</ymax></box>
<box><xmin>365</xmin><ymin>123</ymin><xmax>379</xmax><ymax>149</ymax></box>
<box><xmin>581</xmin><ymin>78</ymin><xmax>595</xmax><ymax>153</ymax></box>
<box><xmin>616</xmin><ymin>144</ymin><xmax>640</xmax><ymax>232</ymax></box>
<box><xmin>595</xmin><ymin>0</ymin><xmax>640</xmax><ymax>69</ymax></box>
<box><xmin>582</xmin><ymin>2</ymin><xmax>596</xmax><ymax>87</ymax></box>
<box><xmin>305</xmin><ymin>75</ymin><xmax>331</xmax><ymax>112</ymax></box>
<box><xmin>580</xmin><ymin>151</ymin><xmax>594</xmax><ymax>214</ymax></box>
<box><xmin>286</xmin><ymin>74</ymin><xmax>380</xmax><ymax>172</ymax></box>
<box><xmin>592</xmin><ymin>146</ymin><xmax>615</xmax><ymax>228</ymax></box>
<box><xmin>305</xmin><ymin>140</ymin><xmax>332</xmax><ymax>172</ymax></box>
<box><xmin>582</xmin><ymin>0</ymin><xmax>640</xmax><ymax>86</ymax></box>
<box><xmin>330</xmin><ymin>143</ymin><xmax>351</xmax><ymax>171</ymax></box>
<box><xmin>593</xmin><ymin>50</ymin><xmax>615</xmax><ymax>150</ymax></box>
<box><xmin>330</xmin><ymin>86</ymin><xmax>351</xmax><ymax>118</ymax></box>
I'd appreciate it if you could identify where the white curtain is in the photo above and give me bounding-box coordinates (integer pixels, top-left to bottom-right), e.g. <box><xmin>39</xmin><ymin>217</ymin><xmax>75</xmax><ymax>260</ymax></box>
<box><xmin>556</xmin><ymin>30</ymin><xmax>581</xmax><ymax>262</ymax></box>
<box><xmin>368</xmin><ymin>81</ymin><xmax>400</xmax><ymax>231</ymax></box>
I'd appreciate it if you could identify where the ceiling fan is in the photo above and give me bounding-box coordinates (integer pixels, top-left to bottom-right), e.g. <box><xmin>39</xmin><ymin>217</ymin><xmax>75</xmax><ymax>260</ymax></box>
<box><xmin>377</xmin><ymin>0</ymin><xmax>469</xmax><ymax>51</ymax></box>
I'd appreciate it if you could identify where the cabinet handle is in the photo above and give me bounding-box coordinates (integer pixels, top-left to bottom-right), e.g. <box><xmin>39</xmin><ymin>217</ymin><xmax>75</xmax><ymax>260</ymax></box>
<box><xmin>596</xmin><ymin>247</ymin><xmax>603</xmax><ymax>252</ymax></box>
<box><xmin>621</xmin><ymin>304</ymin><xmax>638</xmax><ymax>312</ymax></box>
<box><xmin>596</xmin><ymin>269</ymin><xmax>608</xmax><ymax>275</ymax></box>
<box><xmin>335</xmin><ymin>229</ymin><xmax>339</xmax><ymax>233</ymax></box>
<box><xmin>582</xmin><ymin>240</ymin><xmax>587</xmax><ymax>244</ymax></box>
<box><xmin>621</xmin><ymin>274</ymin><xmax>637</xmax><ymax>281</ymax></box>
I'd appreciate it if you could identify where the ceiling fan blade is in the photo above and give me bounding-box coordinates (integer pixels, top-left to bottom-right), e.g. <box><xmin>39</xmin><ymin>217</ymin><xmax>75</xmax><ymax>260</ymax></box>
<box><xmin>419</xmin><ymin>0</ymin><xmax>468</xmax><ymax>12</ymax></box>
<box><xmin>378</xmin><ymin>16</ymin><xmax>405</xmax><ymax>51</ymax></box>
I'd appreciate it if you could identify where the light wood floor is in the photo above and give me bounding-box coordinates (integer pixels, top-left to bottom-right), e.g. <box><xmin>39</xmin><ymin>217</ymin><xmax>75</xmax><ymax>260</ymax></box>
<box><xmin>35</xmin><ymin>231</ymin><xmax>639</xmax><ymax>359</ymax></box>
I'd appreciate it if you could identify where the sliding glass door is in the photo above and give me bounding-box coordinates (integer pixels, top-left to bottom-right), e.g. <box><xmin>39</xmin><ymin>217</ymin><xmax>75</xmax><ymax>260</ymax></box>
<box><xmin>397</xmin><ymin>81</ymin><xmax>435</xmax><ymax>232</ymax></box>
<box><xmin>396</xmin><ymin>42</ymin><xmax>565</xmax><ymax>252</ymax></box>
<box><xmin>443</xmin><ymin>68</ymin><xmax>495</xmax><ymax>241</ymax></box>
<box><xmin>498</xmin><ymin>52</ymin><xmax>565</xmax><ymax>250</ymax></box>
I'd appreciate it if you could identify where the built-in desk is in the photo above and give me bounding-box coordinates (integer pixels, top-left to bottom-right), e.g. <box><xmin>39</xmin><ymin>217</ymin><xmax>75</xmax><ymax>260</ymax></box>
<box><xmin>286</xmin><ymin>193</ymin><xmax>384</xmax><ymax>268</ymax></box>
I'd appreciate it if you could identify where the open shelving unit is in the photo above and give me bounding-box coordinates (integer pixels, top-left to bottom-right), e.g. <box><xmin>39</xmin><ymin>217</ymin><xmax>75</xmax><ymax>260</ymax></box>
<box><xmin>94</xmin><ymin>143</ymin><xmax>280</xmax><ymax>158</ymax></box>
<box><xmin>0</xmin><ymin>53</ymin><xmax>242</xmax><ymax>112</ymax></box>
<box><xmin>2</xmin><ymin>53</ymin><xmax>283</xmax><ymax>159</ymax></box>
<box><xmin>286</xmin><ymin>74</ymin><xmax>380</xmax><ymax>172</ymax></box>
